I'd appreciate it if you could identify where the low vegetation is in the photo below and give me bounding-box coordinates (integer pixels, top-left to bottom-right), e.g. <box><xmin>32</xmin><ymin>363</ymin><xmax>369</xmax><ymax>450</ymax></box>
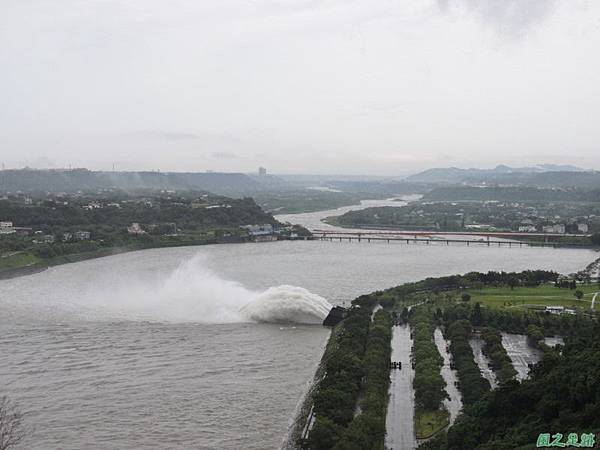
<box><xmin>480</xmin><ymin>327</ymin><xmax>517</xmax><ymax>384</ymax></box>
<box><xmin>410</xmin><ymin>307</ymin><xmax>449</xmax><ymax>439</ymax></box>
<box><xmin>444</xmin><ymin>319</ymin><xmax>490</xmax><ymax>406</ymax></box>
<box><xmin>301</xmin><ymin>294</ymin><xmax>393</xmax><ymax>450</ymax></box>
<box><xmin>332</xmin><ymin>310</ymin><xmax>392</xmax><ymax>450</ymax></box>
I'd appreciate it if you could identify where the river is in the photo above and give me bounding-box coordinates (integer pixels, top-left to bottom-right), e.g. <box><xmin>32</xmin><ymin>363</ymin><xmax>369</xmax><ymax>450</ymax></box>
<box><xmin>0</xmin><ymin>200</ymin><xmax>597</xmax><ymax>449</ymax></box>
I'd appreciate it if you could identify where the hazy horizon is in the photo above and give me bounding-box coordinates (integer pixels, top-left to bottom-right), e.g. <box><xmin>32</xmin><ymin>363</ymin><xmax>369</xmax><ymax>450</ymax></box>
<box><xmin>2</xmin><ymin>0</ymin><xmax>600</xmax><ymax>174</ymax></box>
<box><xmin>2</xmin><ymin>162</ymin><xmax>597</xmax><ymax>179</ymax></box>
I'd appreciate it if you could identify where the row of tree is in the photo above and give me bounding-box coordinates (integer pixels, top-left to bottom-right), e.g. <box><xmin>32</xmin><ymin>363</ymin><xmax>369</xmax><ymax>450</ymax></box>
<box><xmin>306</xmin><ymin>305</ymin><xmax>372</xmax><ymax>449</ymax></box>
<box><xmin>410</xmin><ymin>307</ymin><xmax>447</xmax><ymax>412</ymax></box>
<box><xmin>303</xmin><ymin>292</ymin><xmax>394</xmax><ymax>450</ymax></box>
<box><xmin>480</xmin><ymin>327</ymin><xmax>517</xmax><ymax>384</ymax></box>
<box><xmin>331</xmin><ymin>310</ymin><xmax>393</xmax><ymax>450</ymax></box>
<box><xmin>423</xmin><ymin>321</ymin><xmax>600</xmax><ymax>449</ymax></box>
<box><xmin>444</xmin><ymin>320</ymin><xmax>491</xmax><ymax>406</ymax></box>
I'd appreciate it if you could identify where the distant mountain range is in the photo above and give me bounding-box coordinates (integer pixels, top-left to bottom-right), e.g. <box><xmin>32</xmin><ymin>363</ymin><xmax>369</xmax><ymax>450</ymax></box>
<box><xmin>405</xmin><ymin>164</ymin><xmax>594</xmax><ymax>186</ymax></box>
<box><xmin>0</xmin><ymin>168</ymin><xmax>286</xmax><ymax>196</ymax></box>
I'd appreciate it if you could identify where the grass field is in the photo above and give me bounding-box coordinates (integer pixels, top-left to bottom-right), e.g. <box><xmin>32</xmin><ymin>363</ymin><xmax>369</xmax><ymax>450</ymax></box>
<box><xmin>415</xmin><ymin>408</ymin><xmax>450</xmax><ymax>439</ymax></box>
<box><xmin>463</xmin><ymin>284</ymin><xmax>600</xmax><ymax>311</ymax></box>
<box><xmin>0</xmin><ymin>251</ymin><xmax>41</xmax><ymax>270</ymax></box>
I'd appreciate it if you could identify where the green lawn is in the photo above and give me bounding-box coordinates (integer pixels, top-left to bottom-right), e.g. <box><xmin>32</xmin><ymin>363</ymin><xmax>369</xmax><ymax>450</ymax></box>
<box><xmin>464</xmin><ymin>284</ymin><xmax>600</xmax><ymax>311</ymax></box>
<box><xmin>0</xmin><ymin>251</ymin><xmax>41</xmax><ymax>270</ymax></box>
<box><xmin>415</xmin><ymin>408</ymin><xmax>450</xmax><ymax>439</ymax></box>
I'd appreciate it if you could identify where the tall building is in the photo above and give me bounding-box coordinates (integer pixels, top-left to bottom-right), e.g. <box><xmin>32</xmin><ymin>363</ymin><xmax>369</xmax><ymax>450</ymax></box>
<box><xmin>258</xmin><ymin>167</ymin><xmax>267</xmax><ymax>176</ymax></box>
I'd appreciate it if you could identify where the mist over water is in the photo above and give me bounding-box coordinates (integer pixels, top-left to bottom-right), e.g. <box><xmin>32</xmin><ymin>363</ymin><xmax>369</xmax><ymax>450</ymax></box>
<box><xmin>79</xmin><ymin>256</ymin><xmax>333</xmax><ymax>324</ymax></box>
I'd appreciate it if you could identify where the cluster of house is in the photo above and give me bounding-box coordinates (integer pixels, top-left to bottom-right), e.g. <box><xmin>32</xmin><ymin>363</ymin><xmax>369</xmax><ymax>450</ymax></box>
<box><xmin>33</xmin><ymin>230</ymin><xmax>91</xmax><ymax>244</ymax></box>
<box><xmin>1</xmin><ymin>220</ymin><xmax>92</xmax><ymax>244</ymax></box>
<box><xmin>242</xmin><ymin>224</ymin><xmax>278</xmax><ymax>242</ymax></box>
<box><xmin>241</xmin><ymin>223</ymin><xmax>302</xmax><ymax>242</ymax></box>
<box><xmin>62</xmin><ymin>231</ymin><xmax>91</xmax><ymax>242</ymax></box>
<box><xmin>0</xmin><ymin>221</ymin><xmax>14</xmax><ymax>235</ymax></box>
<box><xmin>517</xmin><ymin>220</ymin><xmax>589</xmax><ymax>234</ymax></box>
<box><xmin>82</xmin><ymin>201</ymin><xmax>121</xmax><ymax>210</ymax></box>
<box><xmin>0</xmin><ymin>221</ymin><xmax>32</xmax><ymax>236</ymax></box>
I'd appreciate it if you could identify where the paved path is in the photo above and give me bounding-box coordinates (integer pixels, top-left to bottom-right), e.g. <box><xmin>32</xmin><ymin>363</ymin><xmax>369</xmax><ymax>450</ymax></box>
<box><xmin>469</xmin><ymin>337</ymin><xmax>498</xmax><ymax>388</ymax></box>
<box><xmin>385</xmin><ymin>324</ymin><xmax>417</xmax><ymax>450</ymax></box>
<box><xmin>501</xmin><ymin>333</ymin><xmax>543</xmax><ymax>381</ymax></box>
<box><xmin>434</xmin><ymin>328</ymin><xmax>462</xmax><ymax>423</ymax></box>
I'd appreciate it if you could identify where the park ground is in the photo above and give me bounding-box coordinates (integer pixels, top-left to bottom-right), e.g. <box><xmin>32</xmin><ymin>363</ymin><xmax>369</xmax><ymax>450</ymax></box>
<box><xmin>462</xmin><ymin>284</ymin><xmax>600</xmax><ymax>311</ymax></box>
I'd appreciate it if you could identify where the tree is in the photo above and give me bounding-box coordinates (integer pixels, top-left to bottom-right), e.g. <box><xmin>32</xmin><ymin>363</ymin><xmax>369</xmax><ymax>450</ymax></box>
<box><xmin>507</xmin><ymin>276</ymin><xmax>520</xmax><ymax>290</ymax></box>
<box><xmin>461</xmin><ymin>293</ymin><xmax>471</xmax><ymax>302</ymax></box>
<box><xmin>574</xmin><ymin>289</ymin><xmax>584</xmax><ymax>300</ymax></box>
<box><xmin>471</xmin><ymin>302</ymin><xmax>483</xmax><ymax>326</ymax></box>
<box><xmin>0</xmin><ymin>396</ymin><xmax>24</xmax><ymax>450</ymax></box>
<box><xmin>591</xmin><ymin>233</ymin><xmax>600</xmax><ymax>246</ymax></box>
<box><xmin>302</xmin><ymin>417</ymin><xmax>342</xmax><ymax>450</ymax></box>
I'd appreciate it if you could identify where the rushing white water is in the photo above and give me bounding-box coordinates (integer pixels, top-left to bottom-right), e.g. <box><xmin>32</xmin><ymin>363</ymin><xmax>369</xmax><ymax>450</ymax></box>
<box><xmin>17</xmin><ymin>255</ymin><xmax>333</xmax><ymax>324</ymax></box>
<box><xmin>241</xmin><ymin>285</ymin><xmax>332</xmax><ymax>324</ymax></box>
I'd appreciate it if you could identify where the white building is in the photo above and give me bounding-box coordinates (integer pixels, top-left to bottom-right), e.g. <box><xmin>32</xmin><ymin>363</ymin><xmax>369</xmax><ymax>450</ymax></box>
<box><xmin>127</xmin><ymin>223</ymin><xmax>145</xmax><ymax>235</ymax></box>
<box><xmin>243</xmin><ymin>224</ymin><xmax>274</xmax><ymax>236</ymax></box>
<box><xmin>542</xmin><ymin>224</ymin><xmax>566</xmax><ymax>234</ymax></box>
<box><xmin>518</xmin><ymin>225</ymin><xmax>537</xmax><ymax>232</ymax></box>
<box><xmin>577</xmin><ymin>223</ymin><xmax>589</xmax><ymax>233</ymax></box>
<box><xmin>0</xmin><ymin>221</ymin><xmax>15</xmax><ymax>235</ymax></box>
<box><xmin>545</xmin><ymin>306</ymin><xmax>565</xmax><ymax>314</ymax></box>
<box><xmin>74</xmin><ymin>231</ymin><xmax>91</xmax><ymax>240</ymax></box>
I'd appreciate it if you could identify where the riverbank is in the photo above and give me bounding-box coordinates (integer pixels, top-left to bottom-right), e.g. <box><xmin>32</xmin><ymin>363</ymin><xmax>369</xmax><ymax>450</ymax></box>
<box><xmin>292</xmin><ymin>293</ymin><xmax>393</xmax><ymax>450</ymax></box>
<box><xmin>0</xmin><ymin>237</ymin><xmax>244</xmax><ymax>280</ymax></box>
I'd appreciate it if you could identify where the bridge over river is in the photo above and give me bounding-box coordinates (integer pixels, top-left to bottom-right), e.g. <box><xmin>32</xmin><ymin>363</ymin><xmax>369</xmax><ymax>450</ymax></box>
<box><xmin>311</xmin><ymin>230</ymin><xmax>589</xmax><ymax>248</ymax></box>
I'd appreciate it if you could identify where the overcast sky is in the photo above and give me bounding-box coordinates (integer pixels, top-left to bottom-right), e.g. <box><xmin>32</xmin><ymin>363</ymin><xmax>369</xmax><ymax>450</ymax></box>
<box><xmin>1</xmin><ymin>0</ymin><xmax>599</xmax><ymax>175</ymax></box>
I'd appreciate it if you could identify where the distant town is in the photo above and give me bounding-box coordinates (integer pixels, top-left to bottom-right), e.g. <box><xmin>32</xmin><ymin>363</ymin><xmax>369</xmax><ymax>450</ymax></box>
<box><xmin>0</xmin><ymin>188</ymin><xmax>309</xmax><ymax>276</ymax></box>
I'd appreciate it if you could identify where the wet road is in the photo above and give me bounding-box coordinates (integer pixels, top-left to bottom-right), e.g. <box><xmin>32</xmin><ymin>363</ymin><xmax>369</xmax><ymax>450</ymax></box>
<box><xmin>501</xmin><ymin>333</ymin><xmax>544</xmax><ymax>381</ymax></box>
<box><xmin>385</xmin><ymin>324</ymin><xmax>417</xmax><ymax>450</ymax></box>
<box><xmin>469</xmin><ymin>337</ymin><xmax>498</xmax><ymax>388</ymax></box>
<box><xmin>434</xmin><ymin>328</ymin><xmax>462</xmax><ymax>423</ymax></box>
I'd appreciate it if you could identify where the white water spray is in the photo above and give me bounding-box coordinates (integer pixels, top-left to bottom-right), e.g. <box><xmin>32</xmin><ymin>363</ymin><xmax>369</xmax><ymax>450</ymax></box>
<box><xmin>240</xmin><ymin>285</ymin><xmax>333</xmax><ymax>324</ymax></box>
<box><xmin>80</xmin><ymin>255</ymin><xmax>333</xmax><ymax>324</ymax></box>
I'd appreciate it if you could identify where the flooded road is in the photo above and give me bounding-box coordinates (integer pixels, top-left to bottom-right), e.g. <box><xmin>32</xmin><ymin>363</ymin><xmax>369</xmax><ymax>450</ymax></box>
<box><xmin>385</xmin><ymin>325</ymin><xmax>417</xmax><ymax>450</ymax></box>
<box><xmin>469</xmin><ymin>337</ymin><xmax>498</xmax><ymax>388</ymax></box>
<box><xmin>501</xmin><ymin>333</ymin><xmax>544</xmax><ymax>381</ymax></box>
<box><xmin>434</xmin><ymin>328</ymin><xmax>462</xmax><ymax>423</ymax></box>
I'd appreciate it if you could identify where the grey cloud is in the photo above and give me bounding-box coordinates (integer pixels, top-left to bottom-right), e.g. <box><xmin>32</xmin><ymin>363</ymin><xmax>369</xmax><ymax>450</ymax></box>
<box><xmin>438</xmin><ymin>0</ymin><xmax>558</xmax><ymax>37</ymax></box>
